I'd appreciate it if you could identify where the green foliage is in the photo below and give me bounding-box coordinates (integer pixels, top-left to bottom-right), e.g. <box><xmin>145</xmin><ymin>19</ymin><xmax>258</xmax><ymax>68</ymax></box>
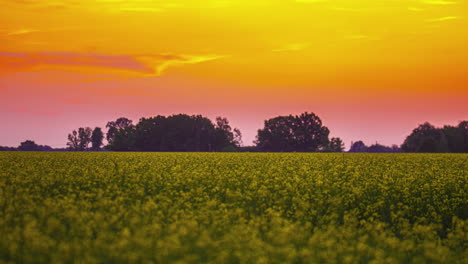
<box><xmin>0</xmin><ymin>153</ymin><xmax>467</xmax><ymax>263</ymax></box>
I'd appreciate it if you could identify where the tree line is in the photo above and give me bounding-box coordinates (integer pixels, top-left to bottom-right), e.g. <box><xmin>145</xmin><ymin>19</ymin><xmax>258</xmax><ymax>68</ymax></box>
<box><xmin>1</xmin><ymin>112</ymin><xmax>467</xmax><ymax>153</ymax></box>
<box><xmin>401</xmin><ymin>121</ymin><xmax>468</xmax><ymax>153</ymax></box>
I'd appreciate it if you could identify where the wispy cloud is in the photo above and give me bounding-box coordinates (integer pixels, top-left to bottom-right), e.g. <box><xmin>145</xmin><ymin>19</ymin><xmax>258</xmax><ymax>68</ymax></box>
<box><xmin>272</xmin><ymin>43</ymin><xmax>310</xmax><ymax>52</ymax></box>
<box><xmin>138</xmin><ymin>54</ymin><xmax>226</xmax><ymax>76</ymax></box>
<box><xmin>408</xmin><ymin>7</ymin><xmax>425</xmax><ymax>11</ymax></box>
<box><xmin>4</xmin><ymin>28</ymin><xmax>39</xmax><ymax>36</ymax></box>
<box><xmin>0</xmin><ymin>51</ymin><xmax>225</xmax><ymax>77</ymax></box>
<box><xmin>420</xmin><ymin>0</ymin><xmax>457</xmax><ymax>5</ymax></box>
<box><xmin>426</xmin><ymin>16</ymin><xmax>460</xmax><ymax>22</ymax></box>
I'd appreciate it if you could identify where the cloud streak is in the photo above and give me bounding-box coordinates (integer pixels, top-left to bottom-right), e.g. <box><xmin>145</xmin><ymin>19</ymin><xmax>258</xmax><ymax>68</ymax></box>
<box><xmin>4</xmin><ymin>28</ymin><xmax>39</xmax><ymax>36</ymax></box>
<box><xmin>272</xmin><ymin>43</ymin><xmax>310</xmax><ymax>52</ymax></box>
<box><xmin>420</xmin><ymin>0</ymin><xmax>457</xmax><ymax>5</ymax></box>
<box><xmin>0</xmin><ymin>51</ymin><xmax>225</xmax><ymax>77</ymax></box>
<box><xmin>426</xmin><ymin>16</ymin><xmax>460</xmax><ymax>22</ymax></box>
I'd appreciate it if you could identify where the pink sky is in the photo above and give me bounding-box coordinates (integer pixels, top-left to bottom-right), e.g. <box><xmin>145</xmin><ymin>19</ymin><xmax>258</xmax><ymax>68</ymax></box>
<box><xmin>1</xmin><ymin>70</ymin><xmax>466</xmax><ymax>149</ymax></box>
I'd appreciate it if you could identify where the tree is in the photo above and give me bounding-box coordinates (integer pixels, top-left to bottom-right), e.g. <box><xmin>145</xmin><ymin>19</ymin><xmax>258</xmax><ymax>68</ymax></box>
<box><xmin>106</xmin><ymin>117</ymin><xmax>133</xmax><ymax>144</ymax></box>
<box><xmin>327</xmin><ymin>137</ymin><xmax>345</xmax><ymax>152</ymax></box>
<box><xmin>109</xmin><ymin>114</ymin><xmax>241</xmax><ymax>152</ymax></box>
<box><xmin>91</xmin><ymin>127</ymin><xmax>104</xmax><ymax>150</ymax></box>
<box><xmin>133</xmin><ymin>115</ymin><xmax>167</xmax><ymax>151</ymax></box>
<box><xmin>108</xmin><ymin>126</ymin><xmax>136</xmax><ymax>151</ymax></box>
<box><xmin>391</xmin><ymin>145</ymin><xmax>402</xmax><ymax>153</ymax></box>
<box><xmin>0</xmin><ymin>146</ymin><xmax>15</xmax><ymax>151</ymax></box>
<box><xmin>367</xmin><ymin>144</ymin><xmax>394</xmax><ymax>153</ymax></box>
<box><xmin>67</xmin><ymin>127</ymin><xmax>92</xmax><ymax>151</ymax></box>
<box><xmin>459</xmin><ymin>121</ymin><xmax>468</xmax><ymax>153</ymax></box>
<box><xmin>255</xmin><ymin>112</ymin><xmax>330</xmax><ymax>152</ymax></box>
<box><xmin>348</xmin><ymin>141</ymin><xmax>401</xmax><ymax>153</ymax></box>
<box><xmin>349</xmin><ymin>141</ymin><xmax>367</xmax><ymax>153</ymax></box>
<box><xmin>67</xmin><ymin>130</ymin><xmax>79</xmax><ymax>150</ymax></box>
<box><xmin>402</xmin><ymin>122</ymin><xmax>449</xmax><ymax>153</ymax></box>
<box><xmin>17</xmin><ymin>140</ymin><xmax>40</xmax><ymax>151</ymax></box>
<box><xmin>442</xmin><ymin>125</ymin><xmax>464</xmax><ymax>153</ymax></box>
<box><xmin>78</xmin><ymin>127</ymin><xmax>92</xmax><ymax>150</ymax></box>
<box><xmin>214</xmin><ymin>117</ymin><xmax>242</xmax><ymax>151</ymax></box>
<box><xmin>160</xmin><ymin>114</ymin><xmax>215</xmax><ymax>151</ymax></box>
<box><xmin>233</xmin><ymin>128</ymin><xmax>243</xmax><ymax>147</ymax></box>
<box><xmin>133</xmin><ymin>114</ymin><xmax>220</xmax><ymax>152</ymax></box>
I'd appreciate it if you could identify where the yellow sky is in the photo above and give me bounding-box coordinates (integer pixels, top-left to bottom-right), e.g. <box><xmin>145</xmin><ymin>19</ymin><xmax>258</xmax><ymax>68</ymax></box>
<box><xmin>1</xmin><ymin>0</ymin><xmax>467</xmax><ymax>94</ymax></box>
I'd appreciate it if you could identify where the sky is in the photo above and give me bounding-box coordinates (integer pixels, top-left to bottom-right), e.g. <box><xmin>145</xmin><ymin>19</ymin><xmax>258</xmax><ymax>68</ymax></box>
<box><xmin>1</xmin><ymin>0</ymin><xmax>467</xmax><ymax>148</ymax></box>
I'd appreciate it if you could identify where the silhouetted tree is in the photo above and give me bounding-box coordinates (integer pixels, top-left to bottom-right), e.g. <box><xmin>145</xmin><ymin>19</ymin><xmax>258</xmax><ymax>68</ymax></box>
<box><xmin>111</xmin><ymin>114</ymin><xmax>242</xmax><ymax>152</ymax></box>
<box><xmin>162</xmin><ymin>114</ymin><xmax>215</xmax><ymax>151</ymax></box>
<box><xmin>391</xmin><ymin>145</ymin><xmax>402</xmax><ymax>153</ymax></box>
<box><xmin>18</xmin><ymin>140</ymin><xmax>40</xmax><ymax>151</ymax></box>
<box><xmin>67</xmin><ymin>130</ymin><xmax>80</xmax><ymax>150</ymax></box>
<box><xmin>91</xmin><ymin>127</ymin><xmax>104</xmax><ymax>150</ymax></box>
<box><xmin>108</xmin><ymin>126</ymin><xmax>136</xmax><ymax>151</ymax></box>
<box><xmin>214</xmin><ymin>117</ymin><xmax>242</xmax><ymax>151</ymax></box>
<box><xmin>255</xmin><ymin>112</ymin><xmax>330</xmax><ymax>152</ymax></box>
<box><xmin>442</xmin><ymin>125</ymin><xmax>464</xmax><ymax>153</ymax></box>
<box><xmin>79</xmin><ymin>127</ymin><xmax>92</xmax><ymax>150</ymax></box>
<box><xmin>67</xmin><ymin>127</ymin><xmax>92</xmax><ymax>151</ymax></box>
<box><xmin>106</xmin><ymin>117</ymin><xmax>133</xmax><ymax>144</ymax></box>
<box><xmin>133</xmin><ymin>115</ymin><xmax>167</xmax><ymax>151</ymax></box>
<box><xmin>402</xmin><ymin>122</ymin><xmax>449</xmax><ymax>153</ymax></box>
<box><xmin>459</xmin><ymin>121</ymin><xmax>468</xmax><ymax>153</ymax></box>
<box><xmin>349</xmin><ymin>141</ymin><xmax>367</xmax><ymax>153</ymax></box>
<box><xmin>0</xmin><ymin>146</ymin><xmax>16</xmax><ymax>151</ymax></box>
<box><xmin>16</xmin><ymin>140</ymin><xmax>52</xmax><ymax>151</ymax></box>
<box><xmin>349</xmin><ymin>141</ymin><xmax>401</xmax><ymax>153</ymax></box>
<box><xmin>367</xmin><ymin>144</ymin><xmax>398</xmax><ymax>153</ymax></box>
<box><xmin>233</xmin><ymin>128</ymin><xmax>243</xmax><ymax>147</ymax></box>
<box><xmin>326</xmin><ymin>137</ymin><xmax>345</xmax><ymax>152</ymax></box>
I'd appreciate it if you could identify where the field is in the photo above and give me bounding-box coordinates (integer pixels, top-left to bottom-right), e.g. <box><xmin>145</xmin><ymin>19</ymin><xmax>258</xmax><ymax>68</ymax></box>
<box><xmin>0</xmin><ymin>152</ymin><xmax>467</xmax><ymax>263</ymax></box>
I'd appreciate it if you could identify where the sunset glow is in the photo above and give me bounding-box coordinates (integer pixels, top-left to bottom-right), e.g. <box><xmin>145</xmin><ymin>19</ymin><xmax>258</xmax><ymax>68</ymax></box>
<box><xmin>1</xmin><ymin>0</ymin><xmax>467</xmax><ymax>147</ymax></box>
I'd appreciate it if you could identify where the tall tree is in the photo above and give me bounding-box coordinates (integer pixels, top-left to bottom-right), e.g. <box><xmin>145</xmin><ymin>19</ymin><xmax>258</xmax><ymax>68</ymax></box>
<box><xmin>91</xmin><ymin>127</ymin><xmax>104</xmax><ymax>150</ymax></box>
<box><xmin>214</xmin><ymin>117</ymin><xmax>241</xmax><ymax>151</ymax></box>
<box><xmin>233</xmin><ymin>128</ymin><xmax>243</xmax><ymax>147</ymax></box>
<box><xmin>67</xmin><ymin>127</ymin><xmax>92</xmax><ymax>151</ymax></box>
<box><xmin>78</xmin><ymin>127</ymin><xmax>92</xmax><ymax>150</ymax></box>
<box><xmin>67</xmin><ymin>130</ymin><xmax>80</xmax><ymax>150</ymax></box>
<box><xmin>255</xmin><ymin>112</ymin><xmax>330</xmax><ymax>152</ymax></box>
<box><xmin>106</xmin><ymin>117</ymin><xmax>133</xmax><ymax>144</ymax></box>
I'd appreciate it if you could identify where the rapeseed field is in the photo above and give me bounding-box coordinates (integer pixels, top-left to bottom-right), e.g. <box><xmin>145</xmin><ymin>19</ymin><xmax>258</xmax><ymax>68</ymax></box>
<box><xmin>0</xmin><ymin>152</ymin><xmax>466</xmax><ymax>263</ymax></box>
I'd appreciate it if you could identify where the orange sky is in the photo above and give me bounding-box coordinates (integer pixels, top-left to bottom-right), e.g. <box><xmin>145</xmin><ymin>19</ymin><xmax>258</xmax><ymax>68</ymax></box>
<box><xmin>1</xmin><ymin>0</ymin><xmax>467</xmax><ymax>148</ymax></box>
